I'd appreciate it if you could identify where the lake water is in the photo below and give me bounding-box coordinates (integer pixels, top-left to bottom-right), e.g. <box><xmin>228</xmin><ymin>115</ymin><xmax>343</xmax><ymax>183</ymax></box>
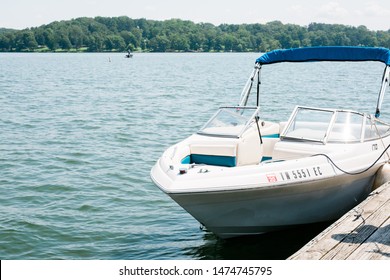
<box><xmin>0</xmin><ymin>52</ymin><xmax>387</xmax><ymax>260</ymax></box>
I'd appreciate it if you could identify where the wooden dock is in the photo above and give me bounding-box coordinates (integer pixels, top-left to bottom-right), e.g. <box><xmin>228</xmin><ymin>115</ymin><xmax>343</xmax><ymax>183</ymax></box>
<box><xmin>289</xmin><ymin>182</ymin><xmax>390</xmax><ymax>260</ymax></box>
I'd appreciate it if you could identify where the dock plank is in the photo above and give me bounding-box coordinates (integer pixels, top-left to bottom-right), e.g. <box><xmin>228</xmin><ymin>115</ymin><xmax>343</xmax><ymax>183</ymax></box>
<box><xmin>346</xmin><ymin>213</ymin><xmax>390</xmax><ymax>259</ymax></box>
<box><xmin>322</xmin><ymin>197</ymin><xmax>390</xmax><ymax>259</ymax></box>
<box><xmin>289</xmin><ymin>182</ymin><xmax>390</xmax><ymax>260</ymax></box>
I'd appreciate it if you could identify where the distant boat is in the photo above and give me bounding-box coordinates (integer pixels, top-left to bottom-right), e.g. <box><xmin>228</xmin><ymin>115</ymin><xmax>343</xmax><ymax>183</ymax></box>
<box><xmin>150</xmin><ymin>46</ymin><xmax>390</xmax><ymax>238</ymax></box>
<box><xmin>125</xmin><ymin>50</ymin><xmax>133</xmax><ymax>58</ymax></box>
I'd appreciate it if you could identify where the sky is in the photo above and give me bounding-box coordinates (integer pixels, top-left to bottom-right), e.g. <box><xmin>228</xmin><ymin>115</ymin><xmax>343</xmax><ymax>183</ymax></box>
<box><xmin>0</xmin><ymin>0</ymin><xmax>389</xmax><ymax>31</ymax></box>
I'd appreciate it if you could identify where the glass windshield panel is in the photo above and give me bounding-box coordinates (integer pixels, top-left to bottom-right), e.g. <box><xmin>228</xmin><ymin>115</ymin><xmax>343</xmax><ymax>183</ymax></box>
<box><xmin>364</xmin><ymin>117</ymin><xmax>390</xmax><ymax>140</ymax></box>
<box><xmin>328</xmin><ymin>111</ymin><xmax>363</xmax><ymax>142</ymax></box>
<box><xmin>283</xmin><ymin>107</ymin><xmax>334</xmax><ymax>141</ymax></box>
<box><xmin>199</xmin><ymin>107</ymin><xmax>258</xmax><ymax>137</ymax></box>
<box><xmin>364</xmin><ymin>117</ymin><xmax>379</xmax><ymax>140</ymax></box>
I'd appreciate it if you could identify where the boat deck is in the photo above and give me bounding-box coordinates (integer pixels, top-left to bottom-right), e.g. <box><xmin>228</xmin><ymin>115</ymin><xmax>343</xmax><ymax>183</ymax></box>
<box><xmin>288</xmin><ymin>181</ymin><xmax>390</xmax><ymax>260</ymax></box>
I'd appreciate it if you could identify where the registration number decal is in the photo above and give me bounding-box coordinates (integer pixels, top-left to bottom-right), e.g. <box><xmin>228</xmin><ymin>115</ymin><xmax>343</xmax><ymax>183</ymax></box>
<box><xmin>280</xmin><ymin>166</ymin><xmax>323</xmax><ymax>181</ymax></box>
<box><xmin>264</xmin><ymin>166</ymin><xmax>327</xmax><ymax>184</ymax></box>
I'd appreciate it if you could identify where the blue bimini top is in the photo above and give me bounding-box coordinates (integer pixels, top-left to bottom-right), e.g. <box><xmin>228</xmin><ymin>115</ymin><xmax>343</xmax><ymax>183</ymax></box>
<box><xmin>256</xmin><ymin>46</ymin><xmax>390</xmax><ymax>66</ymax></box>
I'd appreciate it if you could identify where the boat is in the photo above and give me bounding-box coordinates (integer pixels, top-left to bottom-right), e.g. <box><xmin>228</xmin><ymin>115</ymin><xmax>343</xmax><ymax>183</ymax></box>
<box><xmin>125</xmin><ymin>50</ymin><xmax>133</xmax><ymax>58</ymax></box>
<box><xmin>150</xmin><ymin>46</ymin><xmax>390</xmax><ymax>238</ymax></box>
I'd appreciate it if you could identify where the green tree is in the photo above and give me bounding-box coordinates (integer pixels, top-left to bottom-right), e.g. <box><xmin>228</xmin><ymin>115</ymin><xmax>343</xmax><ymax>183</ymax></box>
<box><xmin>69</xmin><ymin>25</ymin><xmax>84</xmax><ymax>49</ymax></box>
<box><xmin>104</xmin><ymin>35</ymin><xmax>125</xmax><ymax>51</ymax></box>
<box><xmin>120</xmin><ymin>31</ymin><xmax>137</xmax><ymax>49</ymax></box>
<box><xmin>0</xmin><ymin>34</ymin><xmax>11</xmax><ymax>51</ymax></box>
<box><xmin>169</xmin><ymin>34</ymin><xmax>189</xmax><ymax>51</ymax></box>
<box><xmin>333</xmin><ymin>32</ymin><xmax>351</xmax><ymax>45</ymax></box>
<box><xmin>222</xmin><ymin>34</ymin><xmax>237</xmax><ymax>51</ymax></box>
<box><xmin>188</xmin><ymin>32</ymin><xmax>204</xmax><ymax>51</ymax></box>
<box><xmin>57</xmin><ymin>32</ymin><xmax>72</xmax><ymax>50</ymax></box>
<box><xmin>149</xmin><ymin>35</ymin><xmax>170</xmax><ymax>52</ymax></box>
<box><xmin>33</xmin><ymin>28</ymin><xmax>46</xmax><ymax>46</ymax></box>
<box><xmin>308</xmin><ymin>31</ymin><xmax>330</xmax><ymax>46</ymax></box>
<box><xmin>15</xmin><ymin>30</ymin><xmax>38</xmax><ymax>51</ymax></box>
<box><xmin>1</xmin><ymin>16</ymin><xmax>389</xmax><ymax>53</ymax></box>
<box><xmin>88</xmin><ymin>34</ymin><xmax>103</xmax><ymax>51</ymax></box>
<box><xmin>130</xmin><ymin>27</ymin><xmax>143</xmax><ymax>48</ymax></box>
<box><xmin>116</xmin><ymin>16</ymin><xmax>135</xmax><ymax>31</ymax></box>
<box><xmin>43</xmin><ymin>29</ymin><xmax>57</xmax><ymax>50</ymax></box>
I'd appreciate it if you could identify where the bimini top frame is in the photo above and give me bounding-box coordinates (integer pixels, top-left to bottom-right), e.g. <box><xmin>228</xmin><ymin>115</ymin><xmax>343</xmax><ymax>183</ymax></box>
<box><xmin>239</xmin><ymin>46</ymin><xmax>390</xmax><ymax>117</ymax></box>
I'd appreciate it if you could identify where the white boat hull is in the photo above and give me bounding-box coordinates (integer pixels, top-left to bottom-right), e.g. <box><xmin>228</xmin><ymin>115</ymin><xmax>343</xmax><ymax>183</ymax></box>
<box><xmin>151</xmin><ymin>144</ymin><xmax>383</xmax><ymax>238</ymax></box>
<box><xmin>168</xmin><ymin>174</ymin><xmax>373</xmax><ymax>238</ymax></box>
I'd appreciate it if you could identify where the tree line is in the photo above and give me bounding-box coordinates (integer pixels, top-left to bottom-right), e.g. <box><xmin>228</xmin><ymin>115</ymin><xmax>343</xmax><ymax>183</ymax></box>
<box><xmin>0</xmin><ymin>16</ymin><xmax>389</xmax><ymax>52</ymax></box>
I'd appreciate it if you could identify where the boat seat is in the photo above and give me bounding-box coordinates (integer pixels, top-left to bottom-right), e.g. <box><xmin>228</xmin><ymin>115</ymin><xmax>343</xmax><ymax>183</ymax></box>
<box><xmin>189</xmin><ymin>144</ymin><xmax>237</xmax><ymax>167</ymax></box>
<box><xmin>180</xmin><ymin>121</ymin><xmax>283</xmax><ymax>167</ymax></box>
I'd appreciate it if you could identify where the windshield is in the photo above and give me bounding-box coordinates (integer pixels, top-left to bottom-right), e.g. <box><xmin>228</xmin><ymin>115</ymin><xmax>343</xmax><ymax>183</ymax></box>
<box><xmin>327</xmin><ymin>111</ymin><xmax>364</xmax><ymax>142</ymax></box>
<box><xmin>282</xmin><ymin>107</ymin><xmax>334</xmax><ymax>142</ymax></box>
<box><xmin>281</xmin><ymin>106</ymin><xmax>372</xmax><ymax>143</ymax></box>
<box><xmin>198</xmin><ymin>107</ymin><xmax>259</xmax><ymax>138</ymax></box>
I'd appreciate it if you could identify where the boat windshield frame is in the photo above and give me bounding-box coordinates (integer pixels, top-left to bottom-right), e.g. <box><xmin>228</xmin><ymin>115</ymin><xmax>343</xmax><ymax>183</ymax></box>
<box><xmin>280</xmin><ymin>106</ymin><xmax>375</xmax><ymax>144</ymax></box>
<box><xmin>198</xmin><ymin>106</ymin><xmax>260</xmax><ymax>138</ymax></box>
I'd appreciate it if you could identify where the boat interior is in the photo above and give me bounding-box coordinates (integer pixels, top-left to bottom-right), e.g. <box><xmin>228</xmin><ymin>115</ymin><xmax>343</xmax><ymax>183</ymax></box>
<box><xmin>173</xmin><ymin>106</ymin><xmax>390</xmax><ymax>168</ymax></box>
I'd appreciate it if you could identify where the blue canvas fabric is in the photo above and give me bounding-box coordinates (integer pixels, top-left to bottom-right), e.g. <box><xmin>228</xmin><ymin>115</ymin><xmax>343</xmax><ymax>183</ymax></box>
<box><xmin>256</xmin><ymin>46</ymin><xmax>390</xmax><ymax>65</ymax></box>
